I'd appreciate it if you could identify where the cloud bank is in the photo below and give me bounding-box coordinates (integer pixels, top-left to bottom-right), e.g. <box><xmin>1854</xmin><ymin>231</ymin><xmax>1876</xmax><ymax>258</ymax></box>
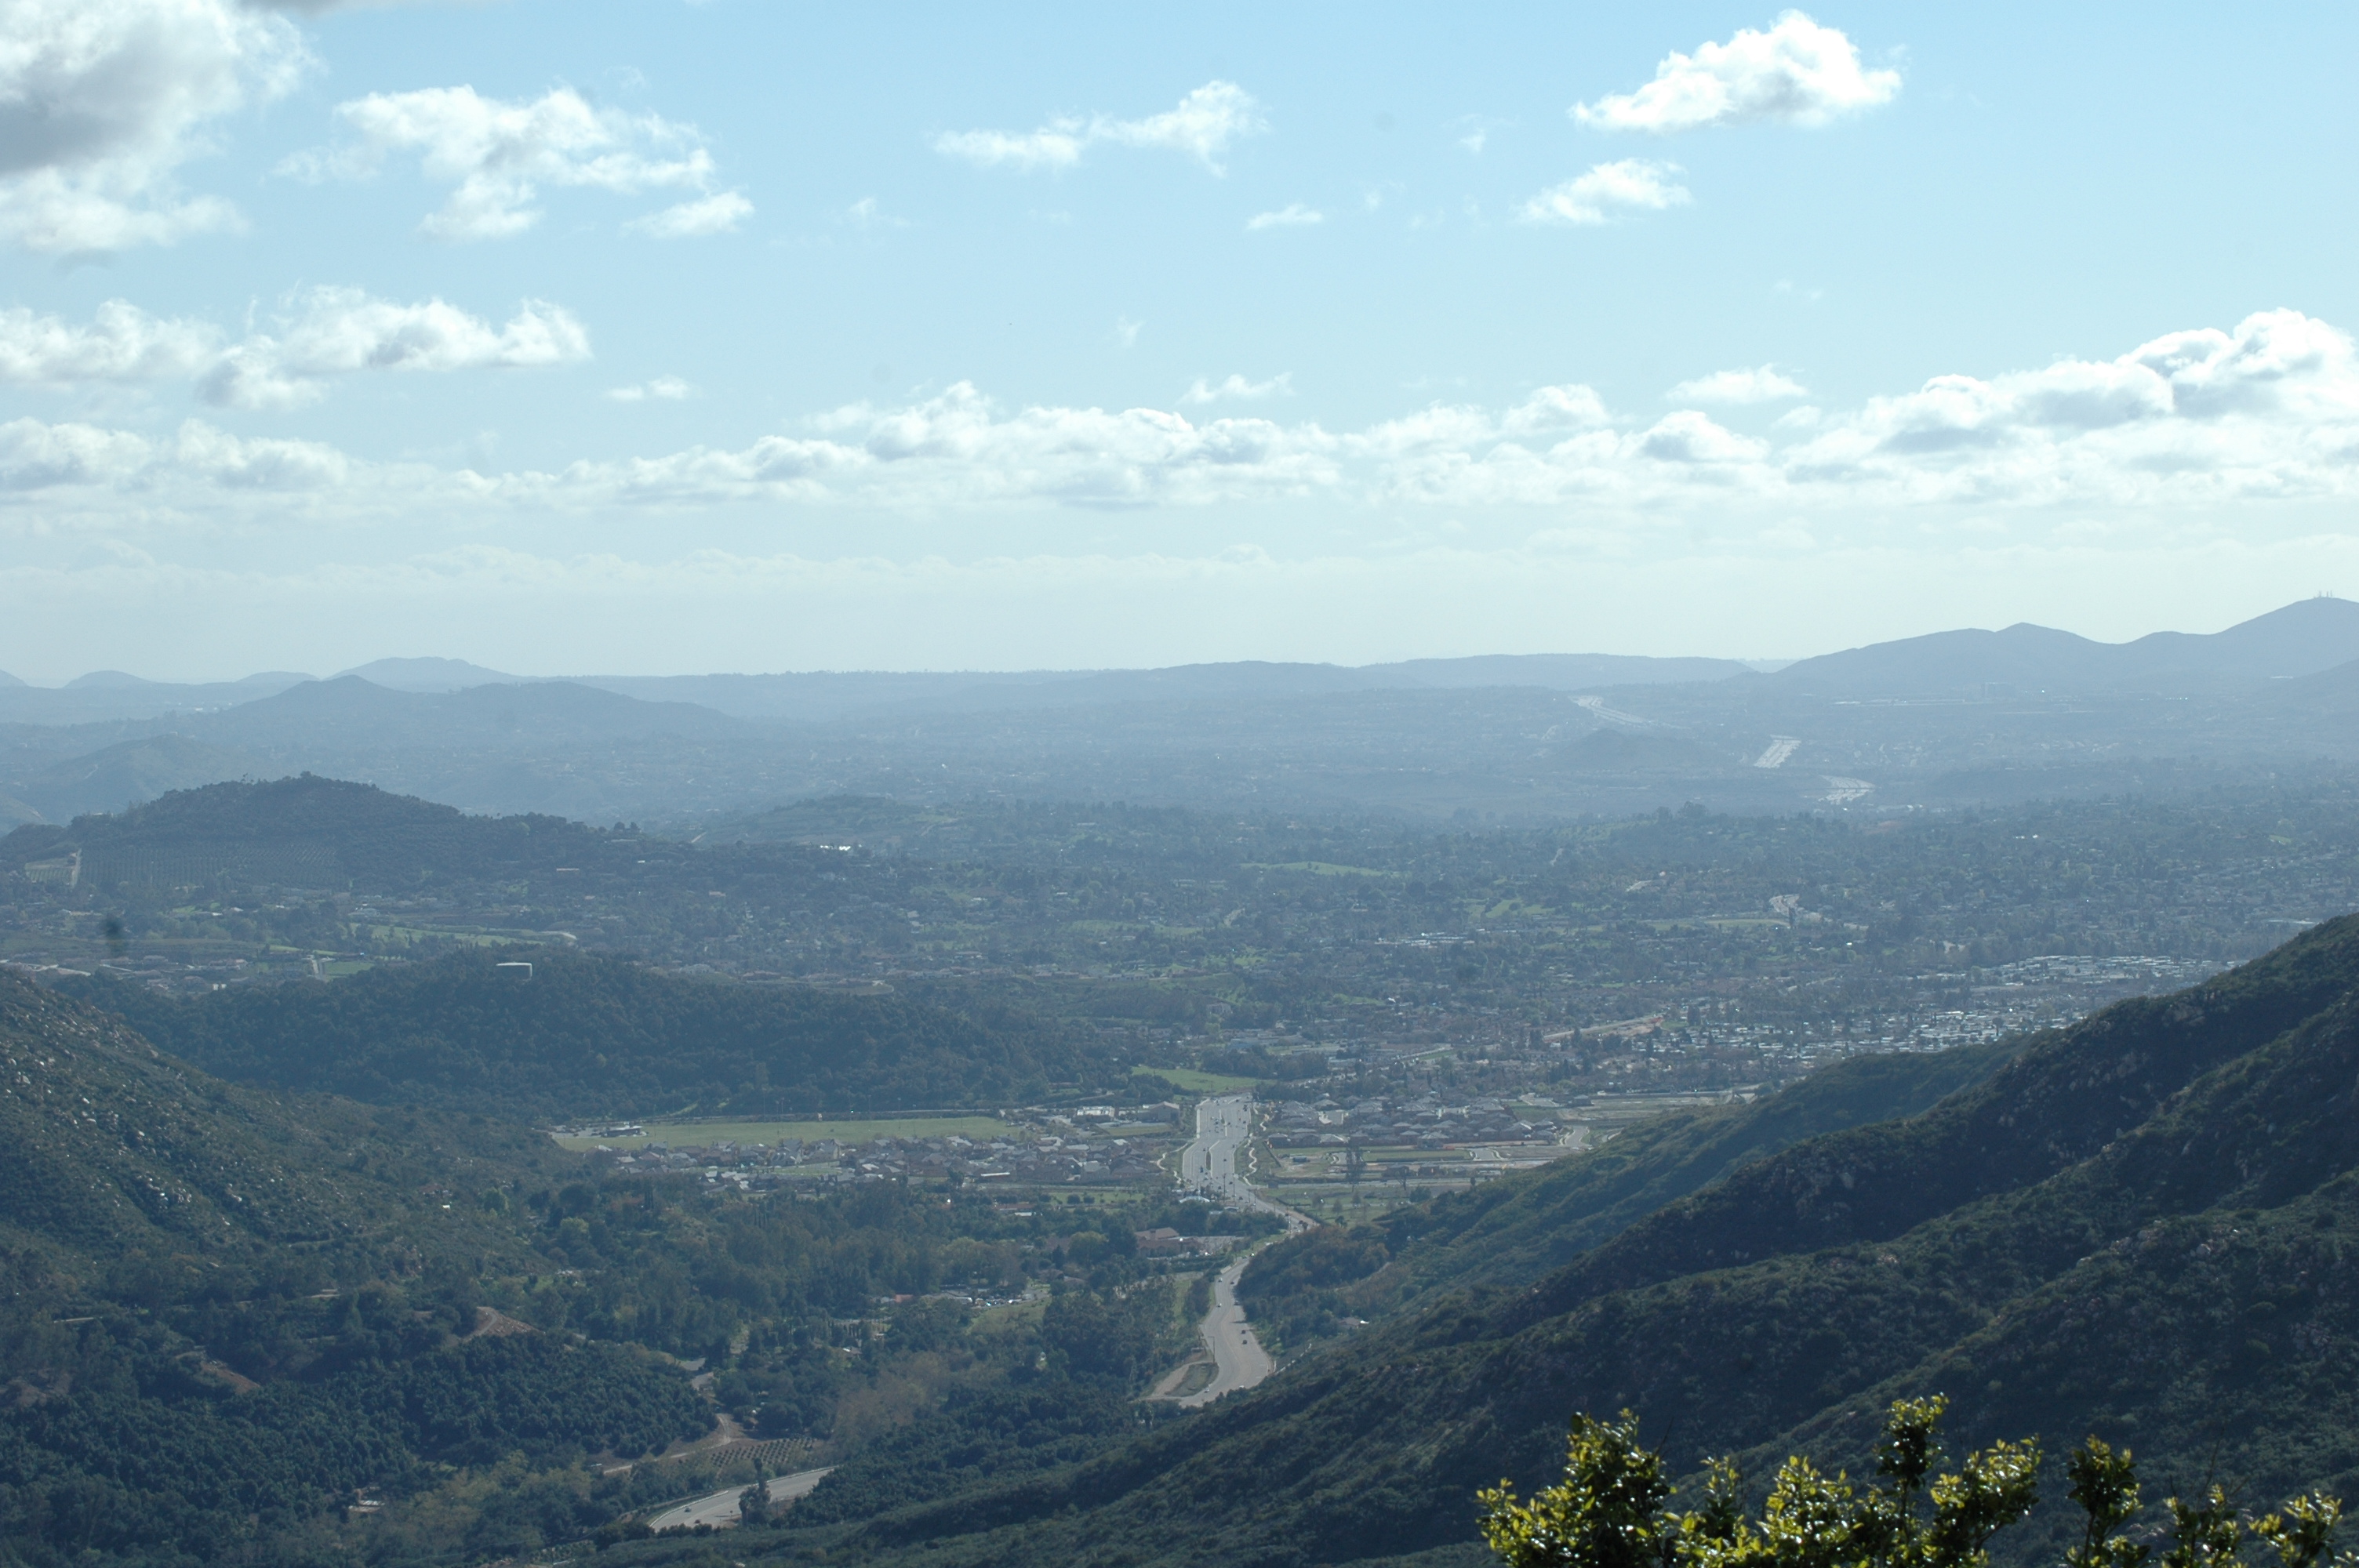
<box><xmin>3</xmin><ymin>310</ymin><xmax>2354</xmax><ymax>522</ymax></box>
<box><xmin>0</xmin><ymin>289</ymin><xmax>591</xmax><ymax>408</ymax></box>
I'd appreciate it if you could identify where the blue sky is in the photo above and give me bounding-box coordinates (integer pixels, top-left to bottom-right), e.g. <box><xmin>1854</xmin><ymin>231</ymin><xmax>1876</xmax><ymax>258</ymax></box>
<box><xmin>1</xmin><ymin>2</ymin><xmax>2355</xmax><ymax>681</ymax></box>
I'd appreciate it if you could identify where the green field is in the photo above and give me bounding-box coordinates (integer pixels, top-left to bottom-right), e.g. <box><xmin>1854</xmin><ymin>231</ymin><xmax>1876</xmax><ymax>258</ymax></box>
<box><xmin>1133</xmin><ymin>1065</ymin><xmax>1264</xmax><ymax>1094</ymax></box>
<box><xmin>552</xmin><ymin>1115</ymin><xmax>1009</xmax><ymax>1151</ymax></box>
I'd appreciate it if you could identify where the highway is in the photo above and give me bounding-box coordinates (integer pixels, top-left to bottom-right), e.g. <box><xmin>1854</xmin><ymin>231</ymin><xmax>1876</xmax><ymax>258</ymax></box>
<box><xmin>1165</xmin><ymin>1094</ymin><xmax>1311</xmax><ymax>1406</ymax></box>
<box><xmin>646</xmin><ymin>1466</ymin><xmax>834</xmax><ymax>1532</ymax></box>
<box><xmin>1177</xmin><ymin>1251</ymin><xmax>1270</xmax><ymax>1406</ymax></box>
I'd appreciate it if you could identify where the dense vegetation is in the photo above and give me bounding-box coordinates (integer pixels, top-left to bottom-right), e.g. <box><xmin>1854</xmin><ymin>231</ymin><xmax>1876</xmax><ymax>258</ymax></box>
<box><xmin>1238</xmin><ymin>1035</ymin><xmax>2024</xmax><ymax>1345</ymax></box>
<box><xmin>60</xmin><ymin>949</ymin><xmax>1091</xmax><ymax>1120</ymax></box>
<box><xmin>1476</xmin><ymin>1399</ymin><xmax>2347</xmax><ymax>1568</ymax></box>
<box><xmin>0</xmin><ymin>968</ymin><xmax>1242</xmax><ymax>1566</ymax></box>
<box><xmin>0</xmin><ymin>775</ymin><xmax>615</xmax><ymax>891</ymax></box>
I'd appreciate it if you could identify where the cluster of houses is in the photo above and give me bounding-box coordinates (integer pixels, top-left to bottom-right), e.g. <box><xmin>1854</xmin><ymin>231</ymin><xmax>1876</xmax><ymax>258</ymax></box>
<box><xmin>591</xmin><ymin>1112</ymin><xmax>1180</xmax><ymax>1189</ymax></box>
<box><xmin>1266</xmin><ymin>1093</ymin><xmax>1565</xmax><ymax>1149</ymax></box>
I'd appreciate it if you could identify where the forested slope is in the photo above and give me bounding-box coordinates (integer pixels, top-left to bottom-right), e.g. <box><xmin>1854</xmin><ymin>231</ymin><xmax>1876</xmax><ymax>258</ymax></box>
<box><xmin>765</xmin><ymin>914</ymin><xmax>2359</xmax><ymax>1568</ymax></box>
<box><xmin>0</xmin><ymin>971</ymin><xmax>574</xmax><ymax>1301</ymax></box>
<box><xmin>64</xmin><ymin>949</ymin><xmax>1086</xmax><ymax>1120</ymax></box>
<box><xmin>0</xmin><ymin>973</ymin><xmax>714</xmax><ymax>1566</ymax></box>
<box><xmin>1241</xmin><ymin>1034</ymin><xmax>2023</xmax><ymax>1338</ymax></box>
<box><xmin>0</xmin><ymin>774</ymin><xmax>615</xmax><ymax>889</ymax></box>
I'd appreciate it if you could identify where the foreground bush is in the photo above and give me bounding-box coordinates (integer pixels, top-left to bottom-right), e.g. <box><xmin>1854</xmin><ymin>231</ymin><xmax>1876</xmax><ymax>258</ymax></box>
<box><xmin>1480</xmin><ymin>1397</ymin><xmax>2345</xmax><ymax>1568</ymax></box>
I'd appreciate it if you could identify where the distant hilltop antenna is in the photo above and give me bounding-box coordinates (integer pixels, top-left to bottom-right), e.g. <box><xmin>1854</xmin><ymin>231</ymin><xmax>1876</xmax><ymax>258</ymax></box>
<box><xmin>2319</xmin><ymin>589</ymin><xmax>2340</xmax><ymax>598</ymax></box>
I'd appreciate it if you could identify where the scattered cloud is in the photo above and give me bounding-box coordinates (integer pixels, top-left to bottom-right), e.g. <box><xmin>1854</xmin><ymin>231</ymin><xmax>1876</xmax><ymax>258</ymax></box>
<box><xmin>1518</xmin><ymin>160</ymin><xmax>1689</xmax><ymax>225</ymax></box>
<box><xmin>0</xmin><ymin>0</ymin><xmax>310</xmax><ymax>253</ymax></box>
<box><xmin>201</xmin><ymin>289</ymin><xmax>590</xmax><ymax>410</ymax></box>
<box><xmin>1183</xmin><ymin>373</ymin><xmax>1293</xmax><ymax>404</ymax></box>
<box><xmin>1668</xmin><ymin>365</ymin><xmax>1810</xmax><ymax>404</ymax></box>
<box><xmin>626</xmin><ymin>191</ymin><xmax>753</xmax><ymax>238</ymax></box>
<box><xmin>608</xmin><ymin>376</ymin><xmax>694</xmax><ymax>403</ymax></box>
<box><xmin>934</xmin><ymin>81</ymin><xmax>1266</xmax><ymax>174</ymax></box>
<box><xmin>285</xmin><ymin>85</ymin><xmax>728</xmax><ymax>241</ymax></box>
<box><xmin>1575</xmin><ymin>13</ymin><xmax>1901</xmax><ymax>133</ymax></box>
<box><xmin>843</xmin><ymin>197</ymin><xmax>906</xmax><ymax>230</ymax></box>
<box><xmin>1245</xmin><ymin>203</ymin><xmax>1322</xmax><ymax>230</ymax></box>
<box><xmin>0</xmin><ymin>289</ymin><xmax>589</xmax><ymax>408</ymax></box>
<box><xmin>1112</xmin><ymin>317</ymin><xmax>1143</xmax><ymax>350</ymax></box>
<box><xmin>1454</xmin><ymin>115</ymin><xmax>1510</xmax><ymax>154</ymax></box>
<box><xmin>11</xmin><ymin>310</ymin><xmax>2359</xmax><ymax>524</ymax></box>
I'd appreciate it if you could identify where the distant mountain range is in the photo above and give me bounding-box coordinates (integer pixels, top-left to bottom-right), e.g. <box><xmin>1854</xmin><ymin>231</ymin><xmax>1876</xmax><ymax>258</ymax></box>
<box><xmin>5</xmin><ymin>597</ymin><xmax>2354</xmax><ymax>720</ymax></box>
<box><xmin>1</xmin><ymin>597</ymin><xmax>2355</xmax><ymax>826</ymax></box>
<box><xmin>1767</xmin><ymin>596</ymin><xmax>2359</xmax><ymax>697</ymax></box>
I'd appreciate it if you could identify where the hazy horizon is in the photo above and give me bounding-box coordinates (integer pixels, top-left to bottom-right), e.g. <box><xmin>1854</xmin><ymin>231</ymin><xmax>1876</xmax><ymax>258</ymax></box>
<box><xmin>3</xmin><ymin>595</ymin><xmax>2350</xmax><ymax>691</ymax></box>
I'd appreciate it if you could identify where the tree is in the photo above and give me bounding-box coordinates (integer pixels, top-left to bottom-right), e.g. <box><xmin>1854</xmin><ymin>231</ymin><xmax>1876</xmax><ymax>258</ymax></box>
<box><xmin>1479</xmin><ymin>1399</ymin><xmax>2343</xmax><ymax>1568</ymax></box>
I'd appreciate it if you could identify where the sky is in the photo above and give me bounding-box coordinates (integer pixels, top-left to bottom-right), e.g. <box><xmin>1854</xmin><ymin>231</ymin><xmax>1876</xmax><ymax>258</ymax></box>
<box><xmin>1</xmin><ymin>1</ymin><xmax>2356</xmax><ymax>683</ymax></box>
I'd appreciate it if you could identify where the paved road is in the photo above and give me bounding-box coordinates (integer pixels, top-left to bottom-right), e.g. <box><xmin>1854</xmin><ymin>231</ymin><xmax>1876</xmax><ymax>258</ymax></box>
<box><xmin>1181</xmin><ymin>1094</ymin><xmax>1312</xmax><ymax>1225</ymax></box>
<box><xmin>647</xmin><ymin>1466</ymin><xmax>834</xmax><ymax>1532</ymax></box>
<box><xmin>1177</xmin><ymin>1251</ymin><xmax>1270</xmax><ymax>1407</ymax></box>
<box><xmin>1165</xmin><ymin>1095</ymin><xmax>1313</xmax><ymax>1406</ymax></box>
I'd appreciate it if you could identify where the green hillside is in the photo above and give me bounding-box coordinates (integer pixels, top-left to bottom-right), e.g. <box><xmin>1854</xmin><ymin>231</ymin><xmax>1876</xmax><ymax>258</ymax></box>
<box><xmin>737</xmin><ymin>914</ymin><xmax>2359</xmax><ymax>1568</ymax></box>
<box><xmin>0</xmin><ymin>970</ymin><xmax>576</xmax><ymax>1302</ymax></box>
<box><xmin>0</xmin><ymin>972</ymin><xmax>712</xmax><ymax>1565</ymax></box>
<box><xmin>63</xmin><ymin>949</ymin><xmax>1089</xmax><ymax>1120</ymax></box>
<box><xmin>0</xmin><ymin>773</ymin><xmax>614</xmax><ymax>891</ymax></box>
<box><xmin>1240</xmin><ymin>1035</ymin><xmax>2024</xmax><ymax>1342</ymax></box>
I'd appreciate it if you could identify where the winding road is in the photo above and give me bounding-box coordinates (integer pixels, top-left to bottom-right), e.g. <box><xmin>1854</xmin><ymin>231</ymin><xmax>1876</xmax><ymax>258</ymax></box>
<box><xmin>1161</xmin><ymin>1094</ymin><xmax>1311</xmax><ymax>1406</ymax></box>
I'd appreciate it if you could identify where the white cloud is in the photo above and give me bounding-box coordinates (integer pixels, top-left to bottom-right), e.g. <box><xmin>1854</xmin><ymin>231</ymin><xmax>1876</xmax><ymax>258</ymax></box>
<box><xmin>11</xmin><ymin>310</ymin><xmax>2359</xmax><ymax>527</ymax></box>
<box><xmin>0</xmin><ymin>416</ymin><xmax>346</xmax><ymax>492</ymax></box>
<box><xmin>627</xmin><ymin>191</ymin><xmax>752</xmax><ymax>239</ymax></box>
<box><xmin>199</xmin><ymin>289</ymin><xmax>591</xmax><ymax>410</ymax></box>
<box><xmin>608</xmin><ymin>376</ymin><xmax>693</xmax><ymax>403</ymax></box>
<box><xmin>557</xmin><ymin>382</ymin><xmax>1340</xmax><ymax>509</ymax></box>
<box><xmin>935</xmin><ymin>81</ymin><xmax>1266</xmax><ymax>175</ymax></box>
<box><xmin>0</xmin><ymin>289</ymin><xmax>591</xmax><ymax>408</ymax></box>
<box><xmin>843</xmin><ymin>196</ymin><xmax>905</xmax><ymax>230</ymax></box>
<box><xmin>1245</xmin><ymin>203</ymin><xmax>1322</xmax><ymax>230</ymax></box>
<box><xmin>1113</xmin><ymin>317</ymin><xmax>1143</xmax><ymax>350</ymax></box>
<box><xmin>0</xmin><ymin>0</ymin><xmax>309</xmax><ymax>252</ymax></box>
<box><xmin>0</xmin><ymin>300</ymin><xmax>222</xmax><ymax>383</ymax></box>
<box><xmin>1518</xmin><ymin>160</ymin><xmax>1689</xmax><ymax>225</ymax></box>
<box><xmin>1637</xmin><ymin>410</ymin><xmax>1768</xmax><ymax>464</ymax></box>
<box><xmin>1183</xmin><ymin>373</ymin><xmax>1293</xmax><ymax>404</ymax></box>
<box><xmin>1575</xmin><ymin>13</ymin><xmax>1901</xmax><ymax>133</ymax></box>
<box><xmin>289</xmin><ymin>85</ymin><xmax>725</xmax><ymax>241</ymax></box>
<box><xmin>1669</xmin><ymin>365</ymin><xmax>1810</xmax><ymax>404</ymax></box>
<box><xmin>0</xmin><ymin>416</ymin><xmax>152</xmax><ymax>489</ymax></box>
